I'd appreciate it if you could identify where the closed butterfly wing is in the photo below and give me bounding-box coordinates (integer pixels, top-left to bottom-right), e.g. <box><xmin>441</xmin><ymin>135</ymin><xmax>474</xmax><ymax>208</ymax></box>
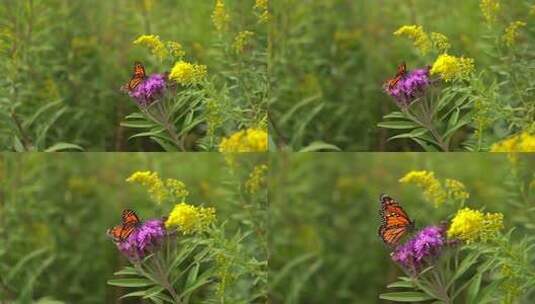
<box><xmin>107</xmin><ymin>209</ymin><xmax>142</xmax><ymax>242</ymax></box>
<box><xmin>385</xmin><ymin>62</ymin><xmax>407</xmax><ymax>90</ymax></box>
<box><xmin>126</xmin><ymin>62</ymin><xmax>146</xmax><ymax>91</ymax></box>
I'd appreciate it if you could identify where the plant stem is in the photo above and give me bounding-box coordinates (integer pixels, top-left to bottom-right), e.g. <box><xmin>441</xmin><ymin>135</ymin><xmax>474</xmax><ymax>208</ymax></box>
<box><xmin>153</xmin><ymin>255</ymin><xmax>182</xmax><ymax>304</ymax></box>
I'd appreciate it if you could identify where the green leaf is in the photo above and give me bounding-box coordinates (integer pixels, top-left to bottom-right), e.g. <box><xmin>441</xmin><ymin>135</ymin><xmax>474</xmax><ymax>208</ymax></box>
<box><xmin>388</xmin><ymin>128</ymin><xmax>428</xmax><ymax>141</ymax></box>
<box><xmin>448</xmin><ymin>251</ymin><xmax>480</xmax><ymax>287</ymax></box>
<box><xmin>379</xmin><ymin>292</ymin><xmax>434</xmax><ymax>302</ymax></box>
<box><xmin>107</xmin><ymin>278</ymin><xmax>154</xmax><ymax>287</ymax></box>
<box><xmin>7</xmin><ymin>248</ymin><xmax>48</xmax><ymax>283</ymax></box>
<box><xmin>377</xmin><ymin>121</ymin><xmax>418</xmax><ymax>129</ymax></box>
<box><xmin>142</xmin><ymin>286</ymin><xmax>165</xmax><ymax>299</ymax></box>
<box><xmin>44</xmin><ymin>142</ymin><xmax>84</xmax><ymax>152</ymax></box>
<box><xmin>120</xmin><ymin>121</ymin><xmax>156</xmax><ymax>128</ymax></box>
<box><xmin>114</xmin><ymin>266</ymin><xmax>139</xmax><ymax>276</ymax></box>
<box><xmin>299</xmin><ymin>141</ymin><xmax>341</xmax><ymax>152</ymax></box>
<box><xmin>387</xmin><ymin>280</ymin><xmax>415</xmax><ymax>289</ymax></box>
<box><xmin>383</xmin><ymin>111</ymin><xmax>406</xmax><ymax>120</ymax></box>
<box><xmin>119</xmin><ymin>290</ymin><xmax>147</xmax><ymax>299</ymax></box>
<box><xmin>466</xmin><ymin>273</ymin><xmax>482</xmax><ymax>304</ymax></box>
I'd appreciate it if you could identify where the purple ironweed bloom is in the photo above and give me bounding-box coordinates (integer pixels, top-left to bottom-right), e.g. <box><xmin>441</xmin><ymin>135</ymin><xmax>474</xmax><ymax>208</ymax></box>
<box><xmin>129</xmin><ymin>74</ymin><xmax>167</xmax><ymax>107</ymax></box>
<box><xmin>116</xmin><ymin>219</ymin><xmax>166</xmax><ymax>260</ymax></box>
<box><xmin>384</xmin><ymin>68</ymin><xmax>430</xmax><ymax>107</ymax></box>
<box><xmin>391</xmin><ymin>225</ymin><xmax>446</xmax><ymax>272</ymax></box>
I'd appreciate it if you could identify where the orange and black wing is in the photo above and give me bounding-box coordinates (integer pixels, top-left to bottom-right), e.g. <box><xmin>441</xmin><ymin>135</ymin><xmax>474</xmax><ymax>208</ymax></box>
<box><xmin>378</xmin><ymin>193</ymin><xmax>414</xmax><ymax>247</ymax></box>
<box><xmin>385</xmin><ymin>62</ymin><xmax>407</xmax><ymax>89</ymax></box>
<box><xmin>126</xmin><ymin>62</ymin><xmax>146</xmax><ymax>91</ymax></box>
<box><xmin>121</xmin><ymin>209</ymin><xmax>141</xmax><ymax>226</ymax></box>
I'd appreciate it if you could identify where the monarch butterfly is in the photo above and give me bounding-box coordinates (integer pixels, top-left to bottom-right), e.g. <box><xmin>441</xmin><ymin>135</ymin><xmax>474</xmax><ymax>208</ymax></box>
<box><xmin>385</xmin><ymin>62</ymin><xmax>407</xmax><ymax>90</ymax></box>
<box><xmin>107</xmin><ymin>209</ymin><xmax>141</xmax><ymax>242</ymax></box>
<box><xmin>378</xmin><ymin>193</ymin><xmax>415</xmax><ymax>247</ymax></box>
<box><xmin>123</xmin><ymin>62</ymin><xmax>146</xmax><ymax>92</ymax></box>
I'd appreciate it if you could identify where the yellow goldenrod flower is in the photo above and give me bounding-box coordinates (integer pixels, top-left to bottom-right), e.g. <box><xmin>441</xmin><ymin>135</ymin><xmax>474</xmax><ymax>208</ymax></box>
<box><xmin>480</xmin><ymin>0</ymin><xmax>501</xmax><ymax>24</ymax></box>
<box><xmin>430</xmin><ymin>54</ymin><xmax>475</xmax><ymax>82</ymax></box>
<box><xmin>219</xmin><ymin>128</ymin><xmax>268</xmax><ymax>152</ymax></box>
<box><xmin>394</xmin><ymin>25</ymin><xmax>432</xmax><ymax>55</ymax></box>
<box><xmin>447</xmin><ymin>207</ymin><xmax>504</xmax><ymax>243</ymax></box>
<box><xmin>212</xmin><ymin>0</ymin><xmax>230</xmax><ymax>32</ymax></box>
<box><xmin>166</xmin><ymin>41</ymin><xmax>186</xmax><ymax>58</ymax></box>
<box><xmin>430</xmin><ymin>32</ymin><xmax>451</xmax><ymax>54</ymax></box>
<box><xmin>490</xmin><ymin>132</ymin><xmax>535</xmax><ymax>152</ymax></box>
<box><xmin>254</xmin><ymin>0</ymin><xmax>270</xmax><ymax>23</ymax></box>
<box><xmin>245</xmin><ymin>164</ymin><xmax>268</xmax><ymax>193</ymax></box>
<box><xmin>503</xmin><ymin>21</ymin><xmax>526</xmax><ymax>47</ymax></box>
<box><xmin>143</xmin><ymin>0</ymin><xmax>155</xmax><ymax>12</ymax></box>
<box><xmin>127</xmin><ymin>171</ymin><xmax>167</xmax><ymax>204</ymax></box>
<box><xmin>399</xmin><ymin>170</ymin><xmax>447</xmax><ymax>207</ymax></box>
<box><xmin>169</xmin><ymin>61</ymin><xmax>207</xmax><ymax>86</ymax></box>
<box><xmin>165</xmin><ymin>178</ymin><xmax>189</xmax><ymax>200</ymax></box>
<box><xmin>254</xmin><ymin>0</ymin><xmax>268</xmax><ymax>10</ymax></box>
<box><xmin>233</xmin><ymin>31</ymin><xmax>255</xmax><ymax>54</ymax></box>
<box><xmin>165</xmin><ymin>203</ymin><xmax>216</xmax><ymax>234</ymax></box>
<box><xmin>445</xmin><ymin>179</ymin><xmax>470</xmax><ymax>202</ymax></box>
<box><xmin>133</xmin><ymin>34</ymin><xmax>168</xmax><ymax>60</ymax></box>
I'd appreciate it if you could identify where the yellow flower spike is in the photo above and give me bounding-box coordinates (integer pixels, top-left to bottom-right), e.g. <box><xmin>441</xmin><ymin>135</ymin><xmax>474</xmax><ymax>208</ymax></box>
<box><xmin>445</xmin><ymin>179</ymin><xmax>470</xmax><ymax>202</ymax></box>
<box><xmin>254</xmin><ymin>0</ymin><xmax>270</xmax><ymax>23</ymax></box>
<box><xmin>254</xmin><ymin>0</ymin><xmax>268</xmax><ymax>10</ymax></box>
<box><xmin>503</xmin><ymin>21</ymin><xmax>527</xmax><ymax>47</ymax></box>
<box><xmin>169</xmin><ymin>61</ymin><xmax>207</xmax><ymax>86</ymax></box>
<box><xmin>480</xmin><ymin>0</ymin><xmax>501</xmax><ymax>25</ymax></box>
<box><xmin>430</xmin><ymin>32</ymin><xmax>451</xmax><ymax>54</ymax></box>
<box><xmin>394</xmin><ymin>25</ymin><xmax>432</xmax><ymax>55</ymax></box>
<box><xmin>166</xmin><ymin>41</ymin><xmax>186</xmax><ymax>58</ymax></box>
<box><xmin>399</xmin><ymin>170</ymin><xmax>447</xmax><ymax>207</ymax></box>
<box><xmin>490</xmin><ymin>132</ymin><xmax>535</xmax><ymax>152</ymax></box>
<box><xmin>218</xmin><ymin>128</ymin><xmax>268</xmax><ymax>152</ymax></box>
<box><xmin>430</xmin><ymin>54</ymin><xmax>475</xmax><ymax>82</ymax></box>
<box><xmin>447</xmin><ymin>207</ymin><xmax>504</xmax><ymax>243</ymax></box>
<box><xmin>233</xmin><ymin>31</ymin><xmax>255</xmax><ymax>54</ymax></box>
<box><xmin>133</xmin><ymin>34</ymin><xmax>168</xmax><ymax>60</ymax></box>
<box><xmin>212</xmin><ymin>0</ymin><xmax>230</xmax><ymax>32</ymax></box>
<box><xmin>165</xmin><ymin>178</ymin><xmax>189</xmax><ymax>200</ymax></box>
<box><xmin>126</xmin><ymin>171</ymin><xmax>167</xmax><ymax>204</ymax></box>
<box><xmin>245</xmin><ymin>164</ymin><xmax>268</xmax><ymax>194</ymax></box>
<box><xmin>165</xmin><ymin>203</ymin><xmax>216</xmax><ymax>234</ymax></box>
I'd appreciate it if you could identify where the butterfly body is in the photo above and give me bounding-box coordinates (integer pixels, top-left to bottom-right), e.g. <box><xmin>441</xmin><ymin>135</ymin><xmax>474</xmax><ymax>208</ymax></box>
<box><xmin>378</xmin><ymin>193</ymin><xmax>414</xmax><ymax>247</ymax></box>
<box><xmin>123</xmin><ymin>62</ymin><xmax>146</xmax><ymax>92</ymax></box>
<box><xmin>385</xmin><ymin>62</ymin><xmax>407</xmax><ymax>90</ymax></box>
<box><xmin>107</xmin><ymin>209</ymin><xmax>141</xmax><ymax>242</ymax></box>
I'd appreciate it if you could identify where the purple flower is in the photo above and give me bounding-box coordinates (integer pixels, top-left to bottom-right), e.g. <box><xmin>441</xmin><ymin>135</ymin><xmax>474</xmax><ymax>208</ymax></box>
<box><xmin>116</xmin><ymin>219</ymin><xmax>166</xmax><ymax>260</ymax></box>
<box><xmin>391</xmin><ymin>225</ymin><xmax>445</xmax><ymax>272</ymax></box>
<box><xmin>129</xmin><ymin>74</ymin><xmax>167</xmax><ymax>107</ymax></box>
<box><xmin>384</xmin><ymin>68</ymin><xmax>430</xmax><ymax>107</ymax></box>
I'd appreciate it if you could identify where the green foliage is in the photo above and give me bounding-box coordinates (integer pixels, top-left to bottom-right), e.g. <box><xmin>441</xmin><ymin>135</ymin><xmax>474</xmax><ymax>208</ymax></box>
<box><xmin>269</xmin><ymin>153</ymin><xmax>535</xmax><ymax>303</ymax></box>
<box><xmin>0</xmin><ymin>0</ymin><xmax>267</xmax><ymax>151</ymax></box>
<box><xmin>0</xmin><ymin>153</ymin><xmax>267</xmax><ymax>303</ymax></box>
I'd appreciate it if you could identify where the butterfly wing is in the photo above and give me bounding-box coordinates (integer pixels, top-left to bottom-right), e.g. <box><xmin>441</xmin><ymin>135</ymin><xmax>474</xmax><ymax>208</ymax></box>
<box><xmin>107</xmin><ymin>209</ymin><xmax>142</xmax><ymax>242</ymax></box>
<box><xmin>378</xmin><ymin>194</ymin><xmax>414</xmax><ymax>247</ymax></box>
<box><xmin>126</xmin><ymin>62</ymin><xmax>146</xmax><ymax>91</ymax></box>
<box><xmin>385</xmin><ymin>62</ymin><xmax>407</xmax><ymax>90</ymax></box>
<box><xmin>122</xmin><ymin>209</ymin><xmax>141</xmax><ymax>226</ymax></box>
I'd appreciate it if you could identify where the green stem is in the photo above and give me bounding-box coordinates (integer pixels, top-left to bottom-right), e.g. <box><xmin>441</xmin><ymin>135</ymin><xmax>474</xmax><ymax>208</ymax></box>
<box><xmin>153</xmin><ymin>254</ymin><xmax>182</xmax><ymax>304</ymax></box>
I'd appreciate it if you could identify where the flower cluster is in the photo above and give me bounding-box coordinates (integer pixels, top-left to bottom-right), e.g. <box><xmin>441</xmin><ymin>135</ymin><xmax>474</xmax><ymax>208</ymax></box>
<box><xmin>394</xmin><ymin>25</ymin><xmax>431</xmax><ymax>55</ymax></box>
<box><xmin>165</xmin><ymin>178</ymin><xmax>189</xmax><ymax>201</ymax></box>
<box><xmin>503</xmin><ymin>21</ymin><xmax>526</xmax><ymax>47</ymax></box>
<box><xmin>116</xmin><ymin>219</ymin><xmax>167</xmax><ymax>260</ymax></box>
<box><xmin>391</xmin><ymin>226</ymin><xmax>447</xmax><ymax>272</ymax></box>
<box><xmin>219</xmin><ymin>128</ymin><xmax>268</xmax><ymax>152</ymax></box>
<box><xmin>169</xmin><ymin>61</ymin><xmax>207</xmax><ymax>86</ymax></box>
<box><xmin>133</xmin><ymin>35</ymin><xmax>168</xmax><ymax>60</ymax></box>
<box><xmin>212</xmin><ymin>0</ymin><xmax>230</xmax><ymax>32</ymax></box>
<box><xmin>233</xmin><ymin>31</ymin><xmax>255</xmax><ymax>54</ymax></box>
<box><xmin>430</xmin><ymin>54</ymin><xmax>475</xmax><ymax>82</ymax></box>
<box><xmin>490</xmin><ymin>132</ymin><xmax>535</xmax><ymax>152</ymax></box>
<box><xmin>384</xmin><ymin>67</ymin><xmax>431</xmax><ymax>107</ymax></box>
<box><xmin>127</xmin><ymin>171</ymin><xmax>167</xmax><ymax>204</ymax></box>
<box><xmin>167</xmin><ymin>41</ymin><xmax>186</xmax><ymax>58</ymax></box>
<box><xmin>399</xmin><ymin>171</ymin><xmax>447</xmax><ymax>207</ymax></box>
<box><xmin>445</xmin><ymin>179</ymin><xmax>470</xmax><ymax>202</ymax></box>
<box><xmin>245</xmin><ymin>164</ymin><xmax>268</xmax><ymax>193</ymax></box>
<box><xmin>165</xmin><ymin>203</ymin><xmax>216</xmax><ymax>234</ymax></box>
<box><xmin>430</xmin><ymin>32</ymin><xmax>450</xmax><ymax>54</ymax></box>
<box><xmin>447</xmin><ymin>207</ymin><xmax>504</xmax><ymax>243</ymax></box>
<box><xmin>254</xmin><ymin>0</ymin><xmax>270</xmax><ymax>23</ymax></box>
<box><xmin>129</xmin><ymin>73</ymin><xmax>167</xmax><ymax>107</ymax></box>
<box><xmin>480</xmin><ymin>0</ymin><xmax>501</xmax><ymax>25</ymax></box>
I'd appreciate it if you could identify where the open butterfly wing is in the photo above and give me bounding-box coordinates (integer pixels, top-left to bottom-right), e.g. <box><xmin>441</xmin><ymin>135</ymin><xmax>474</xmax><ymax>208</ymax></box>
<box><xmin>126</xmin><ymin>62</ymin><xmax>146</xmax><ymax>91</ymax></box>
<box><xmin>378</xmin><ymin>194</ymin><xmax>414</xmax><ymax>247</ymax></box>
<box><xmin>122</xmin><ymin>209</ymin><xmax>141</xmax><ymax>226</ymax></box>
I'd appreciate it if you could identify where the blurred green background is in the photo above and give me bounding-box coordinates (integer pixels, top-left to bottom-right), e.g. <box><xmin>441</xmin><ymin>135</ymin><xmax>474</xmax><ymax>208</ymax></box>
<box><xmin>0</xmin><ymin>0</ymin><xmax>264</xmax><ymax>151</ymax></box>
<box><xmin>269</xmin><ymin>153</ymin><xmax>535</xmax><ymax>303</ymax></box>
<box><xmin>269</xmin><ymin>0</ymin><xmax>534</xmax><ymax>151</ymax></box>
<box><xmin>0</xmin><ymin>153</ymin><xmax>267</xmax><ymax>303</ymax></box>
